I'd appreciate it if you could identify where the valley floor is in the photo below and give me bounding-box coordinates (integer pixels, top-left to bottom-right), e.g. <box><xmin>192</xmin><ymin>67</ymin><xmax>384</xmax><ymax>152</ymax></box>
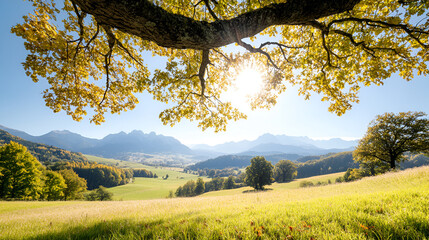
<box><xmin>0</xmin><ymin>166</ymin><xmax>428</xmax><ymax>239</ymax></box>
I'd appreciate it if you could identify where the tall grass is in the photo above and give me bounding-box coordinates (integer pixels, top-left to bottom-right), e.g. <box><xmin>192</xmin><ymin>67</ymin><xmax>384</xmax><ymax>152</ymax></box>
<box><xmin>0</xmin><ymin>166</ymin><xmax>428</xmax><ymax>239</ymax></box>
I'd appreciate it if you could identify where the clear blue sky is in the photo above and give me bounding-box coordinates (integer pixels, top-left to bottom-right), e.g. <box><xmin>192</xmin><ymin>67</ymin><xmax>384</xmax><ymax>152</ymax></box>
<box><xmin>1</xmin><ymin>1</ymin><xmax>428</xmax><ymax>146</ymax></box>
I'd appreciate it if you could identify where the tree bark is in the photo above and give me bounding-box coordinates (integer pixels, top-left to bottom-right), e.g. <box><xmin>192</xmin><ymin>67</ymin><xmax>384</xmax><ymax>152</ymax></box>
<box><xmin>389</xmin><ymin>158</ymin><xmax>396</xmax><ymax>169</ymax></box>
<box><xmin>72</xmin><ymin>0</ymin><xmax>361</xmax><ymax>49</ymax></box>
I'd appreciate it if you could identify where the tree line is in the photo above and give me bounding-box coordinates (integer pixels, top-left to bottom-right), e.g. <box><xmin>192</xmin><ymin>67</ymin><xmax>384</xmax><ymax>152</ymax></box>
<box><xmin>133</xmin><ymin>169</ymin><xmax>157</xmax><ymax>178</ymax></box>
<box><xmin>175</xmin><ymin>175</ymin><xmax>243</xmax><ymax>197</ymax></box>
<box><xmin>193</xmin><ymin>168</ymin><xmax>242</xmax><ymax>178</ymax></box>
<box><xmin>57</xmin><ymin>162</ymin><xmax>133</xmax><ymax>190</ymax></box>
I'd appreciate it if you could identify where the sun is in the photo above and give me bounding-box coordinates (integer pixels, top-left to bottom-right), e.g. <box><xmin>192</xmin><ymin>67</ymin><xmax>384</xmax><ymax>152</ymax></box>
<box><xmin>223</xmin><ymin>66</ymin><xmax>265</xmax><ymax>111</ymax></box>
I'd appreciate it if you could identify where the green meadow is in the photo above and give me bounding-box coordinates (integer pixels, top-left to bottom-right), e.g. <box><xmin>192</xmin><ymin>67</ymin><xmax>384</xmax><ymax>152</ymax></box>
<box><xmin>85</xmin><ymin>154</ymin><xmax>344</xmax><ymax>200</ymax></box>
<box><xmin>1</xmin><ymin>166</ymin><xmax>428</xmax><ymax>239</ymax></box>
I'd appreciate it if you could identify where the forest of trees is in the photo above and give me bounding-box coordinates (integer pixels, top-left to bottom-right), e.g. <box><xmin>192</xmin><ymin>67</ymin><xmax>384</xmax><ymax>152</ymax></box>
<box><xmin>0</xmin><ymin>142</ymin><xmax>88</xmax><ymax>200</ymax></box>
<box><xmin>295</xmin><ymin>152</ymin><xmax>358</xmax><ymax>178</ymax></box>
<box><xmin>62</xmin><ymin>162</ymin><xmax>133</xmax><ymax>190</ymax></box>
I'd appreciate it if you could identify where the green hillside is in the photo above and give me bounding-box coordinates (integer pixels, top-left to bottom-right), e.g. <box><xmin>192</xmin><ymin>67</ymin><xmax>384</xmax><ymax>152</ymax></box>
<box><xmin>296</xmin><ymin>151</ymin><xmax>357</xmax><ymax>178</ymax></box>
<box><xmin>1</xmin><ymin>166</ymin><xmax>428</xmax><ymax>239</ymax></box>
<box><xmin>0</xmin><ymin>129</ymin><xmax>86</xmax><ymax>164</ymax></box>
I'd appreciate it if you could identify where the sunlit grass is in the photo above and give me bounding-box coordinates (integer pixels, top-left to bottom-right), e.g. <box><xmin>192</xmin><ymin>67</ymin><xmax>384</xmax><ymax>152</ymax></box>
<box><xmin>0</xmin><ymin>166</ymin><xmax>428</xmax><ymax>239</ymax></box>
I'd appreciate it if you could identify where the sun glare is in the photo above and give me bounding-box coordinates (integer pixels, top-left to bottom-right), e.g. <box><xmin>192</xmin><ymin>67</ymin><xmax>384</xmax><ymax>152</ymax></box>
<box><xmin>223</xmin><ymin>67</ymin><xmax>264</xmax><ymax>111</ymax></box>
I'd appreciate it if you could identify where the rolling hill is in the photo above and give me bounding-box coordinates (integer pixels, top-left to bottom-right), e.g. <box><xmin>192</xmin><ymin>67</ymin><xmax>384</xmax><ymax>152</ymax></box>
<box><xmin>0</xmin><ymin>129</ymin><xmax>87</xmax><ymax>165</ymax></box>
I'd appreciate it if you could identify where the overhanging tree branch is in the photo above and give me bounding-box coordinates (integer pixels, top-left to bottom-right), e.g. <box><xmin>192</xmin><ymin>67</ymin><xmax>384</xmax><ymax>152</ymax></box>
<box><xmin>71</xmin><ymin>0</ymin><xmax>361</xmax><ymax>50</ymax></box>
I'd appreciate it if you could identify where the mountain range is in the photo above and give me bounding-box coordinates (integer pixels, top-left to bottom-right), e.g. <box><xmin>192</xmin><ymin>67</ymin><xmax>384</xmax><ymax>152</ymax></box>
<box><xmin>0</xmin><ymin>125</ymin><xmax>358</xmax><ymax>164</ymax></box>
<box><xmin>191</xmin><ymin>133</ymin><xmax>357</xmax><ymax>156</ymax></box>
<box><xmin>0</xmin><ymin>125</ymin><xmax>192</xmax><ymax>158</ymax></box>
<box><xmin>0</xmin><ymin>129</ymin><xmax>87</xmax><ymax>165</ymax></box>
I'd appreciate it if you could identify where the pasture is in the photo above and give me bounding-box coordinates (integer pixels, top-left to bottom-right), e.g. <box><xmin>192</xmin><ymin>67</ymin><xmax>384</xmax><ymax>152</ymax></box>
<box><xmin>1</xmin><ymin>166</ymin><xmax>428</xmax><ymax>239</ymax></box>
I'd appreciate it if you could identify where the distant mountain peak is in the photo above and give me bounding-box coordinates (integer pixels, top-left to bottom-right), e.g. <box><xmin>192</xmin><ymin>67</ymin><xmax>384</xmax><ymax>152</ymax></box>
<box><xmin>130</xmin><ymin>129</ymin><xmax>143</xmax><ymax>134</ymax></box>
<box><xmin>256</xmin><ymin>133</ymin><xmax>278</xmax><ymax>142</ymax></box>
<box><xmin>49</xmin><ymin>130</ymin><xmax>73</xmax><ymax>134</ymax></box>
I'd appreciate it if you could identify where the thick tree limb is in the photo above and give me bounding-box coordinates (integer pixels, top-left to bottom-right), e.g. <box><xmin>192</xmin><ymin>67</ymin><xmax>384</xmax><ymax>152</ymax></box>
<box><xmin>71</xmin><ymin>0</ymin><xmax>361</xmax><ymax>50</ymax></box>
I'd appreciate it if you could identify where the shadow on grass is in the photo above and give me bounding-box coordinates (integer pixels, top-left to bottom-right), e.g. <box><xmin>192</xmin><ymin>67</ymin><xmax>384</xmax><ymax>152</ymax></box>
<box><xmin>242</xmin><ymin>188</ymin><xmax>273</xmax><ymax>193</ymax></box>
<box><xmin>26</xmin><ymin>219</ymin><xmax>167</xmax><ymax>240</ymax></box>
<box><xmin>26</xmin><ymin>210</ymin><xmax>213</xmax><ymax>240</ymax></box>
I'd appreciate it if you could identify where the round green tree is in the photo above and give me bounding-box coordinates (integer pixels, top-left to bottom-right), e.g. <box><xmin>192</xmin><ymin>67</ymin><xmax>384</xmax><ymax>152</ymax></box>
<box><xmin>245</xmin><ymin>156</ymin><xmax>274</xmax><ymax>190</ymax></box>
<box><xmin>274</xmin><ymin>160</ymin><xmax>297</xmax><ymax>183</ymax></box>
<box><xmin>0</xmin><ymin>141</ymin><xmax>42</xmax><ymax>200</ymax></box>
<box><xmin>354</xmin><ymin>111</ymin><xmax>429</xmax><ymax>170</ymax></box>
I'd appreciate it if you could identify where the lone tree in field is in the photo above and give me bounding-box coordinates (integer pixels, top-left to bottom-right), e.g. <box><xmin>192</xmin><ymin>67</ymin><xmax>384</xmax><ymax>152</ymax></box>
<box><xmin>245</xmin><ymin>156</ymin><xmax>274</xmax><ymax>190</ymax></box>
<box><xmin>12</xmin><ymin>0</ymin><xmax>429</xmax><ymax>131</ymax></box>
<box><xmin>354</xmin><ymin>112</ymin><xmax>429</xmax><ymax>170</ymax></box>
<box><xmin>274</xmin><ymin>160</ymin><xmax>297</xmax><ymax>183</ymax></box>
<box><xmin>0</xmin><ymin>141</ymin><xmax>42</xmax><ymax>200</ymax></box>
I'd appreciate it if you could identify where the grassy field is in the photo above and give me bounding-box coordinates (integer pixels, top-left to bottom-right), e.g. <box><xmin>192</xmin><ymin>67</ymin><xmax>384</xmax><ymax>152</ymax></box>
<box><xmin>86</xmin><ymin>154</ymin><xmax>345</xmax><ymax>200</ymax></box>
<box><xmin>1</xmin><ymin>166</ymin><xmax>428</xmax><ymax>239</ymax></box>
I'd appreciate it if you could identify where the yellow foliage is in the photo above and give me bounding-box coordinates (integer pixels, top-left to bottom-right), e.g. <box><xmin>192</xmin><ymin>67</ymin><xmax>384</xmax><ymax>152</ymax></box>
<box><xmin>11</xmin><ymin>0</ymin><xmax>429</xmax><ymax>131</ymax></box>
